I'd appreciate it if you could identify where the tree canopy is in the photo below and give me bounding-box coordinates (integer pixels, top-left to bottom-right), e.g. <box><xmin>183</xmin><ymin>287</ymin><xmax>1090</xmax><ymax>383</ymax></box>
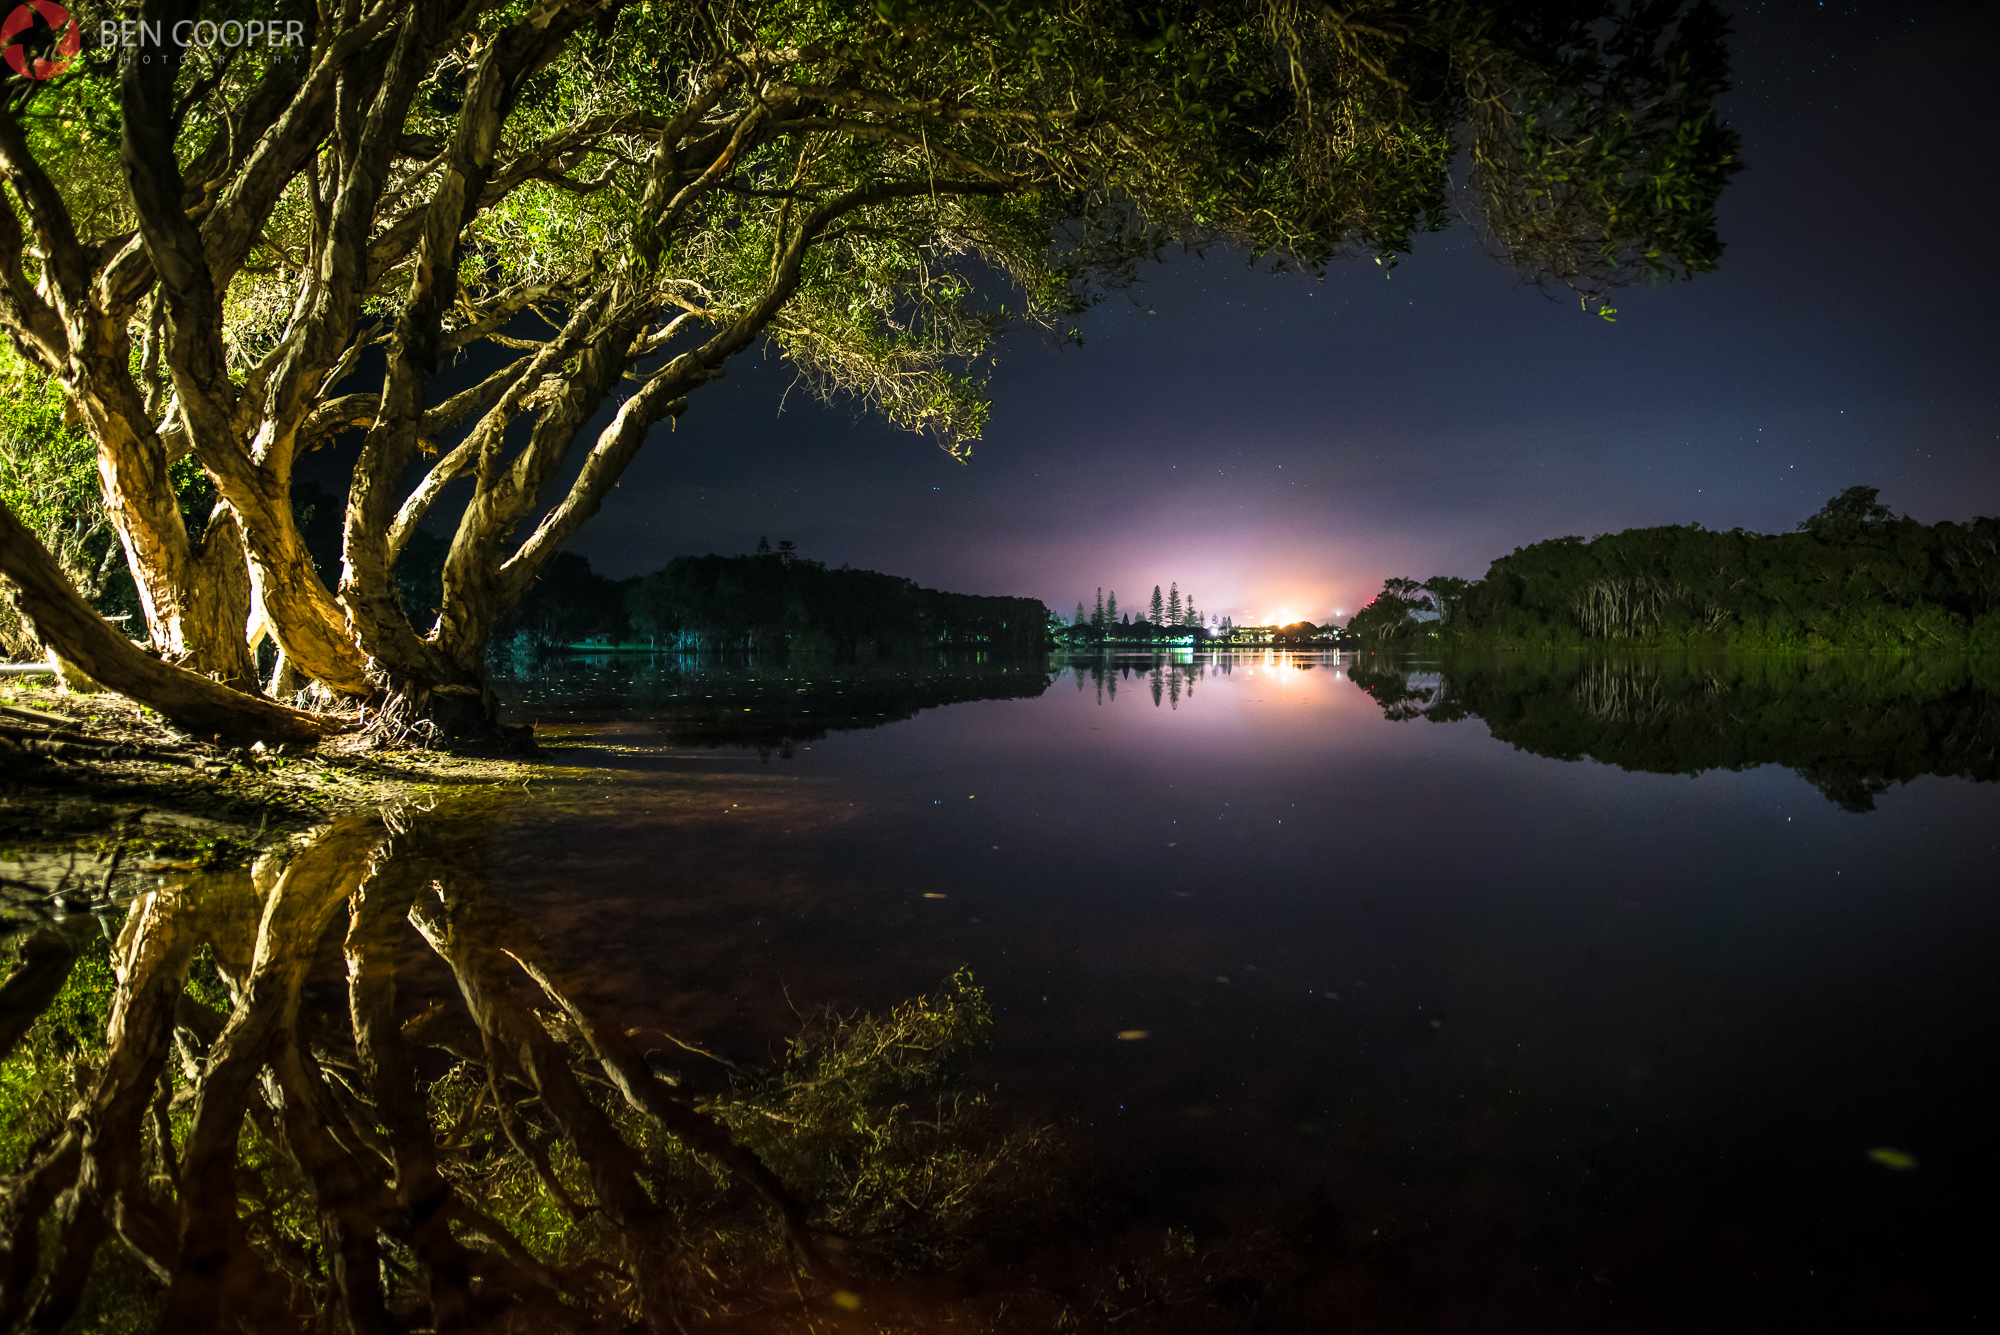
<box><xmin>0</xmin><ymin>0</ymin><xmax>1741</xmax><ymax>740</ymax></box>
<box><xmin>1349</xmin><ymin>490</ymin><xmax>2000</xmax><ymax>653</ymax></box>
<box><xmin>624</xmin><ymin>550</ymin><xmax>1046</xmax><ymax>655</ymax></box>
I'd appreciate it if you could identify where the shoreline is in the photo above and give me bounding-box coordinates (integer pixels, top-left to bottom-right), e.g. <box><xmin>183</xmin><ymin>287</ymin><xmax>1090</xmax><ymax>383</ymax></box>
<box><xmin>0</xmin><ymin>681</ymin><xmax>572</xmax><ymax>916</ymax></box>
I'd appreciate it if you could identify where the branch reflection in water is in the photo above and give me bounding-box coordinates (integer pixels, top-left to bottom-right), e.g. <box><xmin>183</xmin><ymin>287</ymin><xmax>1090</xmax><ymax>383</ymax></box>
<box><xmin>0</xmin><ymin>808</ymin><xmax>1058</xmax><ymax>1332</ymax></box>
<box><xmin>1348</xmin><ymin>651</ymin><xmax>2000</xmax><ymax>810</ymax></box>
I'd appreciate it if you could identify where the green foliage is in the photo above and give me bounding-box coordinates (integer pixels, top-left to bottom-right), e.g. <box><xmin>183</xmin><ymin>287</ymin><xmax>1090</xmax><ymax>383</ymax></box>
<box><xmin>425</xmin><ymin>1059</ymin><xmax>604</xmax><ymax>1266</ymax></box>
<box><xmin>0</xmin><ymin>931</ymin><xmax>166</xmax><ymax>1335</ymax></box>
<box><xmin>717</xmin><ymin>968</ymin><xmax>1061</xmax><ymax>1269</ymax></box>
<box><xmin>0</xmin><ymin>343</ymin><xmax>229</xmax><ymax>654</ymax></box>
<box><xmin>1461</xmin><ymin>0</ymin><xmax>1742</xmax><ymax>289</ymax></box>
<box><xmin>141</xmin><ymin>829</ymin><xmax>256</xmax><ymax>870</ymax></box>
<box><xmin>1425</xmin><ymin>491</ymin><xmax>2000</xmax><ymax>651</ymax></box>
<box><xmin>1345</xmin><ymin>575</ymin><xmax>1436</xmax><ymax>646</ymax></box>
<box><xmin>112</xmin><ymin>0</ymin><xmax>1737</xmax><ymax>468</ymax></box>
<box><xmin>1</xmin><ymin>928</ymin><xmax>1057</xmax><ymax>1324</ymax></box>
<box><xmin>413</xmin><ymin>967</ymin><xmax>1054</xmax><ymax>1301</ymax></box>
<box><xmin>0</xmin><ymin>344</ymin><xmax>121</xmax><ymax>656</ymax></box>
<box><xmin>2</xmin><ymin>0</ymin><xmax>1740</xmax><ymax>699</ymax></box>
<box><xmin>0</xmin><ymin>935</ymin><xmax>113</xmax><ymax>1173</ymax></box>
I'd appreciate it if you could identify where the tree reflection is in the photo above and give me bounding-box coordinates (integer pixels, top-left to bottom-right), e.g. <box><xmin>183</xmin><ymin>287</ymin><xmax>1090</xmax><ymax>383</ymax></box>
<box><xmin>0</xmin><ymin>813</ymin><xmax>1048</xmax><ymax>1331</ymax></box>
<box><xmin>1350</xmin><ymin>653</ymin><xmax>2000</xmax><ymax>810</ymax></box>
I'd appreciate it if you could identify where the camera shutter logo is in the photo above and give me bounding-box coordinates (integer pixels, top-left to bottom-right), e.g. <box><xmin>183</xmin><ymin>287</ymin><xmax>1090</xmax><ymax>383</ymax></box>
<box><xmin>2</xmin><ymin>1</ymin><xmax>79</xmax><ymax>80</ymax></box>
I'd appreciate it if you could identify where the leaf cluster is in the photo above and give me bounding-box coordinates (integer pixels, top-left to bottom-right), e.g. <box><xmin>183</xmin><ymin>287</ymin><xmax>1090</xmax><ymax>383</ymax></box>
<box><xmin>1445</xmin><ymin>499</ymin><xmax>2000</xmax><ymax>652</ymax></box>
<box><xmin>717</xmin><ymin>968</ymin><xmax>1064</xmax><ymax>1270</ymax></box>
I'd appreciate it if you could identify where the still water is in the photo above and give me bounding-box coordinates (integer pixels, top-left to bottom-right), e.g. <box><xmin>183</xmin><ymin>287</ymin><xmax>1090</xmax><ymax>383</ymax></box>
<box><xmin>4</xmin><ymin>651</ymin><xmax>1994</xmax><ymax>1331</ymax></box>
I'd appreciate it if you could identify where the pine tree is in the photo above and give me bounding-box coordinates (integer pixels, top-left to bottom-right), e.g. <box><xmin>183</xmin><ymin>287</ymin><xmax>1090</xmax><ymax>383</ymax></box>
<box><xmin>1093</xmin><ymin>588</ymin><xmax>1105</xmax><ymax>630</ymax></box>
<box><xmin>1106</xmin><ymin>590</ymin><xmax>1119</xmax><ymax>624</ymax></box>
<box><xmin>1149</xmin><ymin>585</ymin><xmax>1164</xmax><ymax>624</ymax></box>
<box><xmin>1074</xmin><ymin>601</ymin><xmax>1086</xmax><ymax>626</ymax></box>
<box><xmin>1166</xmin><ymin>583</ymin><xmax>1181</xmax><ymax>625</ymax></box>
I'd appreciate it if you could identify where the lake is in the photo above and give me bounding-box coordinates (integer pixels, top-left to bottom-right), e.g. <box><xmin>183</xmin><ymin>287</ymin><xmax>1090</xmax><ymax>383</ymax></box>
<box><xmin>481</xmin><ymin>648</ymin><xmax>1998</xmax><ymax>1328</ymax></box>
<box><xmin>3</xmin><ymin>649</ymin><xmax>1993</xmax><ymax>1331</ymax></box>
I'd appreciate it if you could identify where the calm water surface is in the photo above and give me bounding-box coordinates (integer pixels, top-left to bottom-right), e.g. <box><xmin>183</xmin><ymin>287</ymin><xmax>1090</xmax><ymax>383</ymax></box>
<box><xmin>476</xmin><ymin>651</ymin><xmax>1998</xmax><ymax>1330</ymax></box>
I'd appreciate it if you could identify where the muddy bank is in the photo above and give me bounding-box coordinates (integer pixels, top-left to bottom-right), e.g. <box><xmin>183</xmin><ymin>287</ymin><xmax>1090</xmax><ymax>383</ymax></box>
<box><xmin>0</xmin><ymin>681</ymin><xmax>559</xmax><ymax>920</ymax></box>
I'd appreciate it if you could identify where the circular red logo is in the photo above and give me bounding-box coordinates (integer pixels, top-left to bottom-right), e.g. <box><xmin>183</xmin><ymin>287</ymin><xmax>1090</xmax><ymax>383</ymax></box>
<box><xmin>1</xmin><ymin>1</ymin><xmax>79</xmax><ymax>80</ymax></box>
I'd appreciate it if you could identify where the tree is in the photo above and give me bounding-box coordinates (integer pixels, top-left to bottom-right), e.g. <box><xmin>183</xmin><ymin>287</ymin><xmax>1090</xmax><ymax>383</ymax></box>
<box><xmin>1347</xmin><ymin>576</ymin><xmax>1434</xmax><ymax>646</ymax></box>
<box><xmin>1422</xmin><ymin>575</ymin><xmax>1472</xmax><ymax>627</ymax></box>
<box><xmin>494</xmin><ymin>550</ymin><xmax>627</xmax><ymax>652</ymax></box>
<box><xmin>627</xmin><ymin>570</ymin><xmax>683</xmax><ymax>648</ymax></box>
<box><xmin>1073</xmin><ymin>601</ymin><xmax>1087</xmax><ymax>628</ymax></box>
<box><xmin>1428</xmin><ymin>507</ymin><xmax>2000</xmax><ymax>651</ymax></box>
<box><xmin>1800</xmin><ymin>486</ymin><xmax>1897</xmax><ymax>543</ymax></box>
<box><xmin>1149</xmin><ymin>585</ymin><xmax>1164</xmax><ymax>624</ymax></box>
<box><xmin>0</xmin><ymin>0</ymin><xmax>1740</xmax><ymax>741</ymax></box>
<box><xmin>1106</xmin><ymin>590</ymin><xmax>1118</xmax><ymax>626</ymax></box>
<box><xmin>1166</xmin><ymin>582</ymin><xmax>1181</xmax><ymax>626</ymax></box>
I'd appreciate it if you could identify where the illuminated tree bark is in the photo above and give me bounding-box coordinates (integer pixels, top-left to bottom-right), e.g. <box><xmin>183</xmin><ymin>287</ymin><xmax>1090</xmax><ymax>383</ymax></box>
<box><xmin>0</xmin><ymin>0</ymin><xmax>1739</xmax><ymax>740</ymax></box>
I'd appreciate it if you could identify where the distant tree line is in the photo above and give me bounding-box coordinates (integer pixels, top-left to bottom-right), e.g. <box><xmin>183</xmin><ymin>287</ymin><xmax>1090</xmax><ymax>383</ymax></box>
<box><xmin>1059</xmin><ymin>582</ymin><xmax>1211</xmax><ymax>646</ymax></box>
<box><xmin>283</xmin><ymin>513</ymin><xmax>1047</xmax><ymax>659</ymax></box>
<box><xmin>1347</xmin><ymin>488</ymin><xmax>2000</xmax><ymax>653</ymax></box>
<box><xmin>624</xmin><ymin>543</ymin><xmax>1047</xmax><ymax>655</ymax></box>
<box><xmin>1264</xmin><ymin>620</ymin><xmax>1348</xmax><ymax>646</ymax></box>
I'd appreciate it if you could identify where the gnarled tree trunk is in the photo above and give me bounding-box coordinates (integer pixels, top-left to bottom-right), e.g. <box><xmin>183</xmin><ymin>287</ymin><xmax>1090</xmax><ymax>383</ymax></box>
<box><xmin>180</xmin><ymin>507</ymin><xmax>259</xmax><ymax>691</ymax></box>
<box><xmin>79</xmin><ymin>384</ymin><xmax>256</xmax><ymax>688</ymax></box>
<box><xmin>0</xmin><ymin>497</ymin><xmax>340</xmax><ymax>745</ymax></box>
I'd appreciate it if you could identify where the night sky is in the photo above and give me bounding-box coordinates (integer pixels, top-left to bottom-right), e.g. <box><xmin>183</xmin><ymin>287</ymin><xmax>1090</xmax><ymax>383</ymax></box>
<box><xmin>561</xmin><ymin>1</ymin><xmax>2000</xmax><ymax>628</ymax></box>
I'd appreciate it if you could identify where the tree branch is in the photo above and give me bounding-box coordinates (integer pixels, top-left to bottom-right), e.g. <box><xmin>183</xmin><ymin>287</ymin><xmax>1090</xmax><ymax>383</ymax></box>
<box><xmin>0</xmin><ymin>498</ymin><xmax>341</xmax><ymax>744</ymax></box>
